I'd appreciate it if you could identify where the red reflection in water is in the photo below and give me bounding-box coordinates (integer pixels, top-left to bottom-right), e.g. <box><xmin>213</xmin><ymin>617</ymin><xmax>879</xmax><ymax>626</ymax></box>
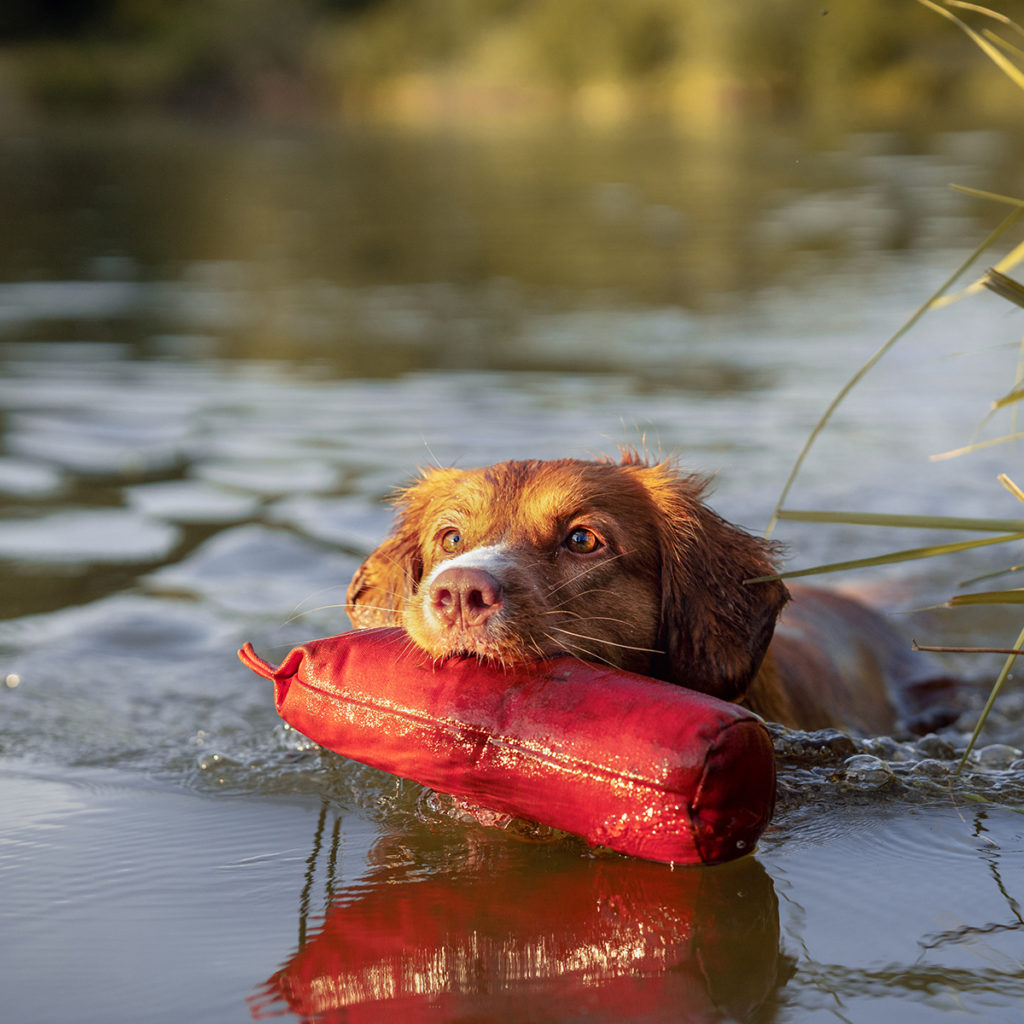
<box><xmin>251</xmin><ymin>822</ymin><xmax>787</xmax><ymax>1023</ymax></box>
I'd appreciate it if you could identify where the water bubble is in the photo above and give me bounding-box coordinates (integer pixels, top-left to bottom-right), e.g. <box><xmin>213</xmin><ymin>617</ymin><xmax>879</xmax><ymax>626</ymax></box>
<box><xmin>973</xmin><ymin>743</ymin><xmax>1022</xmax><ymax>770</ymax></box>
<box><xmin>910</xmin><ymin>758</ymin><xmax>949</xmax><ymax>778</ymax></box>
<box><xmin>421</xmin><ymin>791</ymin><xmax>518</xmax><ymax>830</ymax></box>
<box><xmin>275</xmin><ymin>723</ymin><xmax>320</xmax><ymax>752</ymax></box>
<box><xmin>863</xmin><ymin>736</ymin><xmax>915</xmax><ymax>762</ymax></box>
<box><xmin>915</xmin><ymin>733</ymin><xmax>955</xmax><ymax>760</ymax></box>
<box><xmin>281</xmin><ymin>750</ymin><xmax>315</xmax><ymax>764</ymax></box>
<box><xmin>842</xmin><ymin>754</ymin><xmax>895</xmax><ymax>789</ymax></box>
<box><xmin>197</xmin><ymin>751</ymin><xmax>240</xmax><ymax>771</ymax></box>
<box><xmin>770</xmin><ymin>725</ymin><xmax>856</xmax><ymax>762</ymax></box>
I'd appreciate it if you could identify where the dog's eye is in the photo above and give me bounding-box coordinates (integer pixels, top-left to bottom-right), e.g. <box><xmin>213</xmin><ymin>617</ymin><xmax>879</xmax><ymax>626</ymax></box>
<box><xmin>440</xmin><ymin>529</ymin><xmax>463</xmax><ymax>553</ymax></box>
<box><xmin>564</xmin><ymin>527</ymin><xmax>602</xmax><ymax>555</ymax></box>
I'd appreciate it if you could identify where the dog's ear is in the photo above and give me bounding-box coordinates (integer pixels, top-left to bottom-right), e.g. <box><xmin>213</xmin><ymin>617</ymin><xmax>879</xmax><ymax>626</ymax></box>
<box><xmin>636</xmin><ymin>463</ymin><xmax>789</xmax><ymax>701</ymax></box>
<box><xmin>345</xmin><ymin>529</ymin><xmax>423</xmax><ymax>629</ymax></box>
<box><xmin>346</xmin><ymin>467</ymin><xmax>462</xmax><ymax>629</ymax></box>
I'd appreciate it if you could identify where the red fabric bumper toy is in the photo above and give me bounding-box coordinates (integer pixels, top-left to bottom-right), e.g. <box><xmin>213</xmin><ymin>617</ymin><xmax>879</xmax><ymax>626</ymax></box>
<box><xmin>239</xmin><ymin>627</ymin><xmax>776</xmax><ymax>865</ymax></box>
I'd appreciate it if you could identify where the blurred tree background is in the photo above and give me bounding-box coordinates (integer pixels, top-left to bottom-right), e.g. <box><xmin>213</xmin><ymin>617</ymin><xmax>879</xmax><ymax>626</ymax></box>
<box><xmin>0</xmin><ymin>0</ymin><xmax>1017</xmax><ymax>127</ymax></box>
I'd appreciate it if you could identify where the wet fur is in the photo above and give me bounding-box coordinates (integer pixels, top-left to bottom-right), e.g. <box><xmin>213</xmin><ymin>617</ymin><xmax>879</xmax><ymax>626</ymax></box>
<box><xmin>347</xmin><ymin>455</ymin><xmax>955</xmax><ymax>734</ymax></box>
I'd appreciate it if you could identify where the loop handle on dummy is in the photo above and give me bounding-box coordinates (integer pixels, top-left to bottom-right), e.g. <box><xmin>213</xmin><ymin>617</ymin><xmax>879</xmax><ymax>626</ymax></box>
<box><xmin>237</xmin><ymin>643</ymin><xmax>307</xmax><ymax>682</ymax></box>
<box><xmin>237</xmin><ymin>642</ymin><xmax>276</xmax><ymax>680</ymax></box>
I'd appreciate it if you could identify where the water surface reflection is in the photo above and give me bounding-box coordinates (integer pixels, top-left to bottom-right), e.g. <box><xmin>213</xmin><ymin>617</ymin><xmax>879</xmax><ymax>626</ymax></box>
<box><xmin>252</xmin><ymin>811</ymin><xmax>788</xmax><ymax>1023</ymax></box>
<box><xmin>3</xmin><ymin>118</ymin><xmax>1024</xmax><ymax>1023</ymax></box>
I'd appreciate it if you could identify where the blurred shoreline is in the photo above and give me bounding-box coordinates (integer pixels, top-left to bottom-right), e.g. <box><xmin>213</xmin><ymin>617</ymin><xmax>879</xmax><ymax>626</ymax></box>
<box><xmin>1</xmin><ymin>1</ymin><xmax>1021</xmax><ymax>131</ymax></box>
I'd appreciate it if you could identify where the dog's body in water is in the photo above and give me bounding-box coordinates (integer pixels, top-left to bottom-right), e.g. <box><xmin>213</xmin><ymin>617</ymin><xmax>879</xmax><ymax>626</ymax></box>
<box><xmin>347</xmin><ymin>454</ymin><xmax>957</xmax><ymax>735</ymax></box>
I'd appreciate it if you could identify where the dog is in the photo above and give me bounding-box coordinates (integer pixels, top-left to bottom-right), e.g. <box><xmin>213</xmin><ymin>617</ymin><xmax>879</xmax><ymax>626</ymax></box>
<box><xmin>346</xmin><ymin>454</ymin><xmax>956</xmax><ymax>735</ymax></box>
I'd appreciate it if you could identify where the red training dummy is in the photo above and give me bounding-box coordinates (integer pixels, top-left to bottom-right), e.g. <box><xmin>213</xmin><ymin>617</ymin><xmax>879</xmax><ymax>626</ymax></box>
<box><xmin>238</xmin><ymin>627</ymin><xmax>775</xmax><ymax>865</ymax></box>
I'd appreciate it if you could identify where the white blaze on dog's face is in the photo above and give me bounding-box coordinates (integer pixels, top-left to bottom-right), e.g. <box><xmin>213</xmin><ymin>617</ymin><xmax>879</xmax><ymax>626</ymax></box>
<box><xmin>346</xmin><ymin>456</ymin><xmax>787</xmax><ymax>700</ymax></box>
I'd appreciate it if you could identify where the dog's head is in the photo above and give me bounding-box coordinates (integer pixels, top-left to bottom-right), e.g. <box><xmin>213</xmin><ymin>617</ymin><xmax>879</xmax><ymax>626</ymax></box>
<box><xmin>346</xmin><ymin>455</ymin><xmax>788</xmax><ymax>701</ymax></box>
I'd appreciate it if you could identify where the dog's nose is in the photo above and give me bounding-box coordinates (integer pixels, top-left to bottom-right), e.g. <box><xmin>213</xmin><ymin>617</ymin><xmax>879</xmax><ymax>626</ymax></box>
<box><xmin>428</xmin><ymin>567</ymin><xmax>504</xmax><ymax>629</ymax></box>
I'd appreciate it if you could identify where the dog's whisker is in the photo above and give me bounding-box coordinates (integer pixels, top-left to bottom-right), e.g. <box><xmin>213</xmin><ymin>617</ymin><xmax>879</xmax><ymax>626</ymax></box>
<box><xmin>282</xmin><ymin>584</ymin><xmax>354</xmax><ymax>624</ymax></box>
<box><xmin>284</xmin><ymin>603</ymin><xmax>350</xmax><ymax>624</ymax></box>
<box><xmin>528</xmin><ymin>637</ymin><xmax>550</xmax><ymax>661</ymax></box>
<box><xmin>547</xmin><ymin>590</ymin><xmax>622</xmax><ymax>613</ymax></box>
<box><xmin>289</xmin><ymin>584</ymin><xmax>350</xmax><ymax>608</ymax></box>
<box><xmin>544</xmin><ymin>553</ymin><xmax>628</xmax><ymax>597</ymax></box>
<box><xmin>539</xmin><ymin>630</ymin><xmax>586</xmax><ymax>657</ymax></box>
<box><xmin>548</xmin><ymin>627</ymin><xmax>665</xmax><ymax>656</ymax></box>
<box><xmin>552</xmin><ymin>584</ymin><xmax>619</xmax><ymax>599</ymax></box>
<box><xmin>343</xmin><ymin>602</ymin><xmax>403</xmax><ymax>616</ymax></box>
<box><xmin>541</xmin><ymin>632</ymin><xmax>624</xmax><ymax>670</ymax></box>
<box><xmin>538</xmin><ymin>606</ymin><xmax>629</xmax><ymax>622</ymax></box>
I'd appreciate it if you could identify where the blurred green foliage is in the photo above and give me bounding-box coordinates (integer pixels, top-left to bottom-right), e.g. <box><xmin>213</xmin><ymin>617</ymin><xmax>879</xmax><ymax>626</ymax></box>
<box><xmin>0</xmin><ymin>0</ymin><xmax>1016</xmax><ymax>124</ymax></box>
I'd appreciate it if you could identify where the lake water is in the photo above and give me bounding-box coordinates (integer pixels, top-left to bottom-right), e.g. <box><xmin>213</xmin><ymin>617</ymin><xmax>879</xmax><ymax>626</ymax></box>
<box><xmin>2</xmin><ymin>117</ymin><xmax>1024</xmax><ymax>1023</ymax></box>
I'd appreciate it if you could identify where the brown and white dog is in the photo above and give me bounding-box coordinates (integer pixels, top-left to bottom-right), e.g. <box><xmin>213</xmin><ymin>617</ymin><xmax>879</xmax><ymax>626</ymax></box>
<box><xmin>346</xmin><ymin>454</ymin><xmax>955</xmax><ymax>735</ymax></box>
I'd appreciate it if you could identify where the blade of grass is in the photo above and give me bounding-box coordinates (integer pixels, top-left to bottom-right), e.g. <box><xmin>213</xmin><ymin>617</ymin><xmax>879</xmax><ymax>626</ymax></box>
<box><xmin>958</xmin><ymin>563</ymin><xmax>1024</xmax><ymax>587</ymax></box>
<box><xmin>930</xmin><ymin>235</ymin><xmax>1024</xmax><ymax>309</ymax></box>
<box><xmin>959</xmin><ymin>360</ymin><xmax>1024</xmax><ymax>451</ymax></box>
<box><xmin>959</xmin><ymin>621</ymin><xmax>1024</xmax><ymax>768</ymax></box>
<box><xmin>991</xmin><ymin>385</ymin><xmax>1024</xmax><ymax>410</ymax></box>
<box><xmin>918</xmin><ymin>0</ymin><xmax>1024</xmax><ymax>90</ymax></box>
<box><xmin>915</xmin><ymin>641</ymin><xmax>1024</xmax><ymax>654</ymax></box>
<box><xmin>983</xmin><ymin>268</ymin><xmax>1024</xmax><ymax>308</ymax></box>
<box><xmin>999</xmin><ymin>473</ymin><xmax>1024</xmax><ymax>502</ymax></box>
<box><xmin>747</xmin><ymin>532</ymin><xmax>1024</xmax><ymax>583</ymax></box>
<box><xmin>931</xmin><ymin>431</ymin><xmax>1024</xmax><ymax>461</ymax></box>
<box><xmin>1013</xmin><ymin>335</ymin><xmax>1024</xmax><ymax>436</ymax></box>
<box><xmin>950</xmin><ymin>183</ymin><xmax>1024</xmax><ymax>207</ymax></box>
<box><xmin>912</xmin><ymin>0</ymin><xmax>1024</xmax><ymax>770</ymax></box>
<box><xmin>766</xmin><ymin>206</ymin><xmax>1024</xmax><ymax>536</ymax></box>
<box><xmin>947</xmin><ymin>0</ymin><xmax>1024</xmax><ymax>40</ymax></box>
<box><xmin>982</xmin><ymin>26</ymin><xmax>1024</xmax><ymax>64</ymax></box>
<box><xmin>948</xmin><ymin>588</ymin><xmax>1024</xmax><ymax>605</ymax></box>
<box><xmin>776</xmin><ymin>509</ymin><xmax>1024</xmax><ymax>532</ymax></box>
